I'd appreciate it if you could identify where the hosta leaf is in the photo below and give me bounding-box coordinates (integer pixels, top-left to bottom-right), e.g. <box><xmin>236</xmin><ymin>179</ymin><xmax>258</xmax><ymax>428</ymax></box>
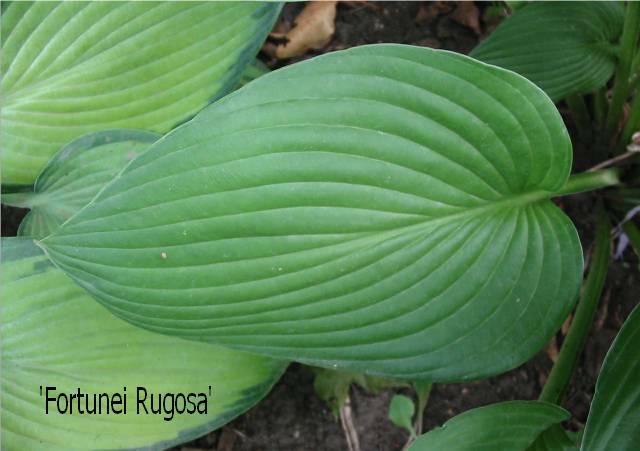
<box><xmin>1</xmin><ymin>1</ymin><xmax>281</xmax><ymax>185</ymax></box>
<box><xmin>0</xmin><ymin>238</ymin><xmax>285</xmax><ymax>450</ymax></box>
<box><xmin>41</xmin><ymin>44</ymin><xmax>583</xmax><ymax>381</ymax></box>
<box><xmin>581</xmin><ymin>303</ymin><xmax>640</xmax><ymax>450</ymax></box>
<box><xmin>237</xmin><ymin>59</ymin><xmax>271</xmax><ymax>88</ymax></box>
<box><xmin>527</xmin><ymin>425</ymin><xmax>578</xmax><ymax>451</ymax></box>
<box><xmin>409</xmin><ymin>401</ymin><xmax>569</xmax><ymax>451</ymax></box>
<box><xmin>470</xmin><ymin>2</ymin><xmax>624</xmax><ymax>102</ymax></box>
<box><xmin>3</xmin><ymin>129</ymin><xmax>159</xmax><ymax>238</ymax></box>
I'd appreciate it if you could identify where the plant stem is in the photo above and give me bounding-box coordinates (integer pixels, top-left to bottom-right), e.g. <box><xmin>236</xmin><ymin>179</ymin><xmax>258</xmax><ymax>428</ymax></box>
<box><xmin>554</xmin><ymin>168</ymin><xmax>620</xmax><ymax>197</ymax></box>
<box><xmin>1</xmin><ymin>192</ymin><xmax>34</xmax><ymax>208</ymax></box>
<box><xmin>566</xmin><ymin>94</ymin><xmax>593</xmax><ymax>144</ymax></box>
<box><xmin>539</xmin><ymin>204</ymin><xmax>611</xmax><ymax>405</ymax></box>
<box><xmin>413</xmin><ymin>381</ymin><xmax>432</xmax><ymax>436</ymax></box>
<box><xmin>603</xmin><ymin>1</ymin><xmax>640</xmax><ymax>153</ymax></box>
<box><xmin>593</xmin><ymin>88</ymin><xmax>608</xmax><ymax>127</ymax></box>
<box><xmin>629</xmin><ymin>48</ymin><xmax>640</xmax><ymax>89</ymax></box>
<box><xmin>616</xmin><ymin>86</ymin><xmax>640</xmax><ymax>154</ymax></box>
<box><xmin>340</xmin><ymin>394</ymin><xmax>361</xmax><ymax>451</ymax></box>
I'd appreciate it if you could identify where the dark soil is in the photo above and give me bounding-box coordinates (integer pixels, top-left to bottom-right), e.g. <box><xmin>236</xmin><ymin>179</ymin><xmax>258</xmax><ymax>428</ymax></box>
<box><xmin>3</xmin><ymin>3</ymin><xmax>638</xmax><ymax>451</ymax></box>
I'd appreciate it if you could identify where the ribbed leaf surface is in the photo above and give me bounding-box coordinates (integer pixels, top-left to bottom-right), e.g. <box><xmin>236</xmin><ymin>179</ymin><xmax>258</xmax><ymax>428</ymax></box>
<box><xmin>4</xmin><ymin>129</ymin><xmax>159</xmax><ymax>238</ymax></box>
<box><xmin>470</xmin><ymin>2</ymin><xmax>624</xmax><ymax>102</ymax></box>
<box><xmin>1</xmin><ymin>1</ymin><xmax>281</xmax><ymax>185</ymax></box>
<box><xmin>41</xmin><ymin>45</ymin><xmax>583</xmax><ymax>381</ymax></box>
<box><xmin>582</xmin><ymin>303</ymin><xmax>640</xmax><ymax>450</ymax></box>
<box><xmin>0</xmin><ymin>238</ymin><xmax>285</xmax><ymax>450</ymax></box>
<box><xmin>409</xmin><ymin>401</ymin><xmax>569</xmax><ymax>451</ymax></box>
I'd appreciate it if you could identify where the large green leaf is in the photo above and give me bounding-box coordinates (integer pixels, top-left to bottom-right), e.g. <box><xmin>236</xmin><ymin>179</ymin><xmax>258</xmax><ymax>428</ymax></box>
<box><xmin>1</xmin><ymin>238</ymin><xmax>285</xmax><ymax>450</ymax></box>
<box><xmin>41</xmin><ymin>44</ymin><xmax>583</xmax><ymax>381</ymax></box>
<box><xmin>470</xmin><ymin>2</ymin><xmax>624</xmax><ymax>102</ymax></box>
<box><xmin>409</xmin><ymin>401</ymin><xmax>569</xmax><ymax>451</ymax></box>
<box><xmin>1</xmin><ymin>1</ymin><xmax>281</xmax><ymax>185</ymax></box>
<box><xmin>581</xmin><ymin>303</ymin><xmax>640</xmax><ymax>450</ymax></box>
<box><xmin>3</xmin><ymin>129</ymin><xmax>159</xmax><ymax>238</ymax></box>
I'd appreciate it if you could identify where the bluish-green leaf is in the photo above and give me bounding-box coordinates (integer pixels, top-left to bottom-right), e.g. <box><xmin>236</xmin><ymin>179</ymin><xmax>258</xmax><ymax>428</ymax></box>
<box><xmin>41</xmin><ymin>44</ymin><xmax>583</xmax><ymax>381</ymax></box>
<box><xmin>0</xmin><ymin>238</ymin><xmax>285</xmax><ymax>450</ymax></box>
<box><xmin>471</xmin><ymin>2</ymin><xmax>624</xmax><ymax>102</ymax></box>
<box><xmin>1</xmin><ymin>1</ymin><xmax>281</xmax><ymax>185</ymax></box>
<box><xmin>409</xmin><ymin>401</ymin><xmax>569</xmax><ymax>451</ymax></box>
<box><xmin>581</xmin><ymin>303</ymin><xmax>640</xmax><ymax>450</ymax></box>
<box><xmin>3</xmin><ymin>129</ymin><xmax>159</xmax><ymax>238</ymax></box>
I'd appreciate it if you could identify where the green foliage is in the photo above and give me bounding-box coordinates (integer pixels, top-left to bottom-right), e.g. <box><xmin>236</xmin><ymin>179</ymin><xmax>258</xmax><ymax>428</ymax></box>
<box><xmin>40</xmin><ymin>44</ymin><xmax>583</xmax><ymax>381</ymax></box>
<box><xmin>539</xmin><ymin>205</ymin><xmax>612</xmax><ymax>405</ymax></box>
<box><xmin>1</xmin><ymin>3</ymin><xmax>638</xmax><ymax>448</ymax></box>
<box><xmin>581</xmin><ymin>303</ymin><xmax>640</xmax><ymax>451</ymax></box>
<box><xmin>388</xmin><ymin>395</ymin><xmax>416</xmax><ymax>437</ymax></box>
<box><xmin>238</xmin><ymin>59</ymin><xmax>271</xmax><ymax>88</ymax></box>
<box><xmin>409</xmin><ymin>401</ymin><xmax>569</xmax><ymax>451</ymax></box>
<box><xmin>313</xmin><ymin>367</ymin><xmax>405</xmax><ymax>416</ymax></box>
<box><xmin>0</xmin><ymin>238</ymin><xmax>286</xmax><ymax>450</ymax></box>
<box><xmin>429</xmin><ymin>303</ymin><xmax>640</xmax><ymax>451</ymax></box>
<box><xmin>527</xmin><ymin>425</ymin><xmax>578</xmax><ymax>451</ymax></box>
<box><xmin>471</xmin><ymin>2</ymin><xmax>624</xmax><ymax>102</ymax></box>
<box><xmin>0</xmin><ymin>2</ymin><xmax>281</xmax><ymax>185</ymax></box>
<box><xmin>3</xmin><ymin>129</ymin><xmax>159</xmax><ymax>238</ymax></box>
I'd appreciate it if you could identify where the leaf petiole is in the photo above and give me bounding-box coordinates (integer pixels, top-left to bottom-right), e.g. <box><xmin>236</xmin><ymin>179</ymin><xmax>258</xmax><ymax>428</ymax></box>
<box><xmin>554</xmin><ymin>168</ymin><xmax>620</xmax><ymax>197</ymax></box>
<box><xmin>602</xmin><ymin>1</ymin><xmax>640</xmax><ymax>152</ymax></box>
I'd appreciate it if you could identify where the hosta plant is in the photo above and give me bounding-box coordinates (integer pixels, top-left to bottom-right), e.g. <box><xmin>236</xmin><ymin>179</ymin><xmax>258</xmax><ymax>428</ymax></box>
<box><xmin>472</xmin><ymin>1</ymin><xmax>640</xmax><ymax>155</ymax></box>
<box><xmin>41</xmin><ymin>44</ymin><xmax>618</xmax><ymax>381</ymax></box>
<box><xmin>1</xmin><ymin>2</ymin><xmax>639</xmax><ymax>450</ymax></box>
<box><xmin>410</xmin><ymin>302</ymin><xmax>640</xmax><ymax>451</ymax></box>
<box><xmin>0</xmin><ymin>1</ymin><xmax>281</xmax><ymax>186</ymax></box>
<box><xmin>1</xmin><ymin>237</ymin><xmax>285</xmax><ymax>450</ymax></box>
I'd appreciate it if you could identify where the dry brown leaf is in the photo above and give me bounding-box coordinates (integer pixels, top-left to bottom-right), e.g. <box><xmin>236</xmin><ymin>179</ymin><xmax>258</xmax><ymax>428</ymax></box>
<box><xmin>451</xmin><ymin>2</ymin><xmax>481</xmax><ymax>35</ymax></box>
<box><xmin>545</xmin><ymin>337</ymin><xmax>559</xmax><ymax>363</ymax></box>
<box><xmin>275</xmin><ymin>1</ymin><xmax>337</xmax><ymax>59</ymax></box>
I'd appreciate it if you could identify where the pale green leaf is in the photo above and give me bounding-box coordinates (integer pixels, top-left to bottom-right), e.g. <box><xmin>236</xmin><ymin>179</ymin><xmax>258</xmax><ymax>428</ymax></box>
<box><xmin>409</xmin><ymin>401</ymin><xmax>569</xmax><ymax>451</ymax></box>
<box><xmin>1</xmin><ymin>1</ymin><xmax>281</xmax><ymax>185</ymax></box>
<box><xmin>0</xmin><ymin>238</ymin><xmax>285</xmax><ymax>450</ymax></box>
<box><xmin>389</xmin><ymin>394</ymin><xmax>415</xmax><ymax>435</ymax></box>
<box><xmin>41</xmin><ymin>44</ymin><xmax>583</xmax><ymax>381</ymax></box>
<box><xmin>581</xmin><ymin>303</ymin><xmax>640</xmax><ymax>450</ymax></box>
<box><xmin>3</xmin><ymin>129</ymin><xmax>159</xmax><ymax>238</ymax></box>
<box><xmin>471</xmin><ymin>2</ymin><xmax>624</xmax><ymax>102</ymax></box>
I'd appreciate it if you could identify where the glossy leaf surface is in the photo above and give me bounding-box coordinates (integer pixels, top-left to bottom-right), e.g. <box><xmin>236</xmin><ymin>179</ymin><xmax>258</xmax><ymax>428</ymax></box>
<box><xmin>1</xmin><ymin>1</ymin><xmax>281</xmax><ymax>185</ymax></box>
<box><xmin>471</xmin><ymin>2</ymin><xmax>624</xmax><ymax>102</ymax></box>
<box><xmin>42</xmin><ymin>45</ymin><xmax>583</xmax><ymax>381</ymax></box>
<box><xmin>3</xmin><ymin>129</ymin><xmax>159</xmax><ymax>238</ymax></box>
<box><xmin>581</xmin><ymin>303</ymin><xmax>640</xmax><ymax>450</ymax></box>
<box><xmin>1</xmin><ymin>238</ymin><xmax>285</xmax><ymax>450</ymax></box>
<box><xmin>409</xmin><ymin>401</ymin><xmax>569</xmax><ymax>451</ymax></box>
